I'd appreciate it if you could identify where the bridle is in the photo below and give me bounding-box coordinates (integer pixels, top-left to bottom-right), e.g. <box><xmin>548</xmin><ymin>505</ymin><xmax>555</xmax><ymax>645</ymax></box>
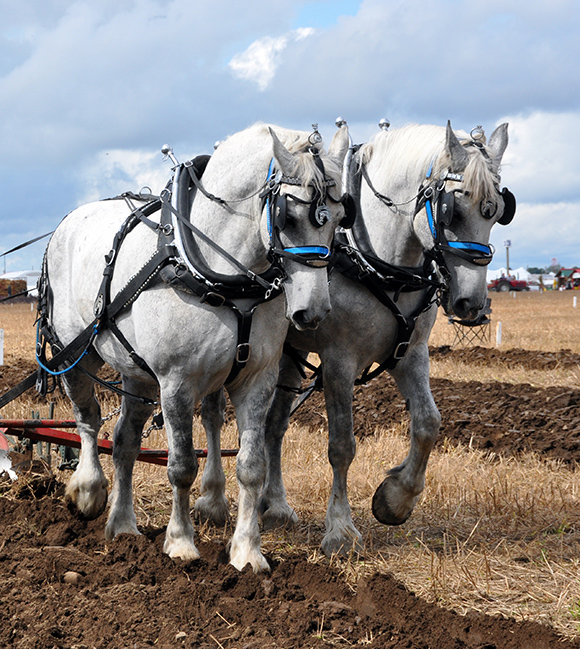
<box><xmin>261</xmin><ymin>146</ymin><xmax>356</xmax><ymax>269</ymax></box>
<box><xmin>414</xmin><ymin>150</ymin><xmax>516</xmax><ymax>280</ymax></box>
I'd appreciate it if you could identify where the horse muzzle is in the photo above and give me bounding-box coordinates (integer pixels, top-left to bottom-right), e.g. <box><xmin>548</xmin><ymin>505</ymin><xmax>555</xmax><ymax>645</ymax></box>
<box><xmin>290</xmin><ymin>303</ymin><xmax>331</xmax><ymax>331</ymax></box>
<box><xmin>450</xmin><ymin>296</ymin><xmax>485</xmax><ymax>321</ymax></box>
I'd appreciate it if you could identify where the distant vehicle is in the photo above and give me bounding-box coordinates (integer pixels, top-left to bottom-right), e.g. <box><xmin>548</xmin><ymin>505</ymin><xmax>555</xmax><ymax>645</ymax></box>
<box><xmin>488</xmin><ymin>276</ymin><xmax>529</xmax><ymax>292</ymax></box>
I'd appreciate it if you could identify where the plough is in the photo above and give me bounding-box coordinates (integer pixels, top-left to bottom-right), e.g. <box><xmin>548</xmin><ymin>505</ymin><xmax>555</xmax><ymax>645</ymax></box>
<box><xmin>0</xmin><ymin>418</ymin><xmax>238</xmax><ymax>469</ymax></box>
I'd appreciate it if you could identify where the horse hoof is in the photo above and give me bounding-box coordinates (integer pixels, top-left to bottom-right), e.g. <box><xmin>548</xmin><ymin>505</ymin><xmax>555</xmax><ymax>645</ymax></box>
<box><xmin>321</xmin><ymin>534</ymin><xmax>363</xmax><ymax>558</ymax></box>
<box><xmin>372</xmin><ymin>479</ymin><xmax>414</xmax><ymax>526</ymax></box>
<box><xmin>260</xmin><ymin>506</ymin><xmax>298</xmax><ymax>531</ymax></box>
<box><xmin>163</xmin><ymin>538</ymin><xmax>200</xmax><ymax>562</ymax></box>
<box><xmin>194</xmin><ymin>496</ymin><xmax>230</xmax><ymax>527</ymax></box>
<box><xmin>65</xmin><ymin>486</ymin><xmax>108</xmax><ymax>520</ymax></box>
<box><xmin>229</xmin><ymin>550</ymin><xmax>270</xmax><ymax>573</ymax></box>
<box><xmin>104</xmin><ymin>520</ymin><xmax>140</xmax><ymax>541</ymax></box>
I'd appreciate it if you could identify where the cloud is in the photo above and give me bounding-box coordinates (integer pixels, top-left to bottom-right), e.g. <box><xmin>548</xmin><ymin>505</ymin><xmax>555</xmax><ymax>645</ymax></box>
<box><xmin>78</xmin><ymin>149</ymin><xmax>171</xmax><ymax>205</ymax></box>
<box><xmin>496</xmin><ymin>111</ymin><xmax>580</xmax><ymax>204</ymax></box>
<box><xmin>228</xmin><ymin>28</ymin><xmax>314</xmax><ymax>91</ymax></box>
<box><xmin>1</xmin><ymin>0</ymin><xmax>580</xmax><ymax>274</ymax></box>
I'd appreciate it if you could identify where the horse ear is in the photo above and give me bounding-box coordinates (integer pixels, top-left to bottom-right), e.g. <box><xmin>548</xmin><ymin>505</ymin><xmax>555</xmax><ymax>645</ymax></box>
<box><xmin>487</xmin><ymin>123</ymin><xmax>509</xmax><ymax>167</ymax></box>
<box><xmin>269</xmin><ymin>127</ymin><xmax>297</xmax><ymax>176</ymax></box>
<box><xmin>445</xmin><ymin>121</ymin><xmax>468</xmax><ymax>171</ymax></box>
<box><xmin>328</xmin><ymin>125</ymin><xmax>350</xmax><ymax>166</ymax></box>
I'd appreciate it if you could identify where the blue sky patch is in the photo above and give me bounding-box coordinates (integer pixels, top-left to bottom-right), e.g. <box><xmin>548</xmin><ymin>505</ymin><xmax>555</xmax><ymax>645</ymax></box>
<box><xmin>293</xmin><ymin>0</ymin><xmax>361</xmax><ymax>29</ymax></box>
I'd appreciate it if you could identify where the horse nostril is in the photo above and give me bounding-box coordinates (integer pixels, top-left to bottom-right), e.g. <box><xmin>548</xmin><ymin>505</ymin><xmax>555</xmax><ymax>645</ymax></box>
<box><xmin>453</xmin><ymin>298</ymin><xmax>480</xmax><ymax>320</ymax></box>
<box><xmin>292</xmin><ymin>308</ymin><xmax>329</xmax><ymax>330</ymax></box>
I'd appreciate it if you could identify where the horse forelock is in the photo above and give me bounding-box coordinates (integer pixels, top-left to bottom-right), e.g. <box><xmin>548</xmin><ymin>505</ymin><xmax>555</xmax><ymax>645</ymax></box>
<box><xmin>434</xmin><ymin>130</ymin><xmax>500</xmax><ymax>206</ymax></box>
<box><xmin>274</xmin><ymin>128</ymin><xmax>342</xmax><ymax>195</ymax></box>
<box><xmin>221</xmin><ymin>123</ymin><xmax>341</xmax><ymax>195</ymax></box>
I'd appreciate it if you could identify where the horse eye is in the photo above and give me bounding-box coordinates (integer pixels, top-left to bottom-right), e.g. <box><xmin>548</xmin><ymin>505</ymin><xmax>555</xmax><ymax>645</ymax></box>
<box><xmin>284</xmin><ymin>212</ymin><xmax>297</xmax><ymax>228</ymax></box>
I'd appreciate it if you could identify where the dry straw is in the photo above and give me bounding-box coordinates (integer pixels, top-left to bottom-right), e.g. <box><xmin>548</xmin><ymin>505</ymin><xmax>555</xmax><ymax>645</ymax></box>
<box><xmin>2</xmin><ymin>290</ymin><xmax>580</xmax><ymax>637</ymax></box>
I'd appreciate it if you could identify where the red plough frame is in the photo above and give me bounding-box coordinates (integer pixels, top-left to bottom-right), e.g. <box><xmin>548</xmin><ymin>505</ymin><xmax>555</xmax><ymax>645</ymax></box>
<box><xmin>0</xmin><ymin>420</ymin><xmax>238</xmax><ymax>467</ymax></box>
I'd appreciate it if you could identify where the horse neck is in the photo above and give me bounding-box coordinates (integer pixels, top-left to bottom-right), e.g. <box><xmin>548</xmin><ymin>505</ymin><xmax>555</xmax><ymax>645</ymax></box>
<box><xmin>190</xmin><ymin>143</ymin><xmax>270</xmax><ymax>275</ymax></box>
<box><xmin>360</xmin><ymin>163</ymin><xmax>426</xmax><ymax>268</ymax></box>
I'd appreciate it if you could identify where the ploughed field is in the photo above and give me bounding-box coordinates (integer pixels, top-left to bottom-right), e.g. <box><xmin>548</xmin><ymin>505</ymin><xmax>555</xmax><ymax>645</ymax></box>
<box><xmin>1</xmin><ymin>292</ymin><xmax>580</xmax><ymax>648</ymax></box>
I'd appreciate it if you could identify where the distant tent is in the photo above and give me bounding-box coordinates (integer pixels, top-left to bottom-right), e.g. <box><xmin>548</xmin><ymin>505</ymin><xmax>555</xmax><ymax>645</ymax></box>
<box><xmin>511</xmin><ymin>267</ymin><xmax>531</xmax><ymax>281</ymax></box>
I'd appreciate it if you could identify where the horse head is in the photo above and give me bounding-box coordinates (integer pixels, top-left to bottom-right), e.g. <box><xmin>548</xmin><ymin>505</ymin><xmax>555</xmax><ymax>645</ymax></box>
<box><xmin>265</xmin><ymin>125</ymin><xmax>350</xmax><ymax>330</ymax></box>
<box><xmin>414</xmin><ymin>122</ymin><xmax>515</xmax><ymax>320</ymax></box>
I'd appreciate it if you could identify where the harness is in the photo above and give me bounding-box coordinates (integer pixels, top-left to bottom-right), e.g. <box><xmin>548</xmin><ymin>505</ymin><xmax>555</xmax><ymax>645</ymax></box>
<box><xmin>282</xmin><ymin>137</ymin><xmax>516</xmax><ymax>394</ymax></box>
<box><xmin>0</xmin><ymin>140</ymin><xmax>344</xmax><ymax>410</ymax></box>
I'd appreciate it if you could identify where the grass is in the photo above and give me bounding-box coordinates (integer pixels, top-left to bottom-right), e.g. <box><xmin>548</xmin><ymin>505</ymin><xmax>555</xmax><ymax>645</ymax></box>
<box><xmin>2</xmin><ymin>292</ymin><xmax>580</xmax><ymax>637</ymax></box>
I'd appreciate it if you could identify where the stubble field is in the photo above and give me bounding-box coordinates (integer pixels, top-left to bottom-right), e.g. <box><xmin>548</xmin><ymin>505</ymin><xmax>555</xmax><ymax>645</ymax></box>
<box><xmin>1</xmin><ymin>290</ymin><xmax>580</xmax><ymax>648</ymax></box>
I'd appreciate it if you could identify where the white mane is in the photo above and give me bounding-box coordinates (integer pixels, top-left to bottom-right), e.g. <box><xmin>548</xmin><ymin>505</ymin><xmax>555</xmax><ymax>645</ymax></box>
<box><xmin>359</xmin><ymin>124</ymin><xmax>501</xmax><ymax>206</ymax></box>
<box><xmin>231</xmin><ymin>123</ymin><xmax>343</xmax><ymax>196</ymax></box>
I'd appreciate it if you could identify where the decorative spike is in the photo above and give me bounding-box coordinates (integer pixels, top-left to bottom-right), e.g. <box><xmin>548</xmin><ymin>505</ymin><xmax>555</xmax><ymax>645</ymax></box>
<box><xmin>161</xmin><ymin>144</ymin><xmax>179</xmax><ymax>166</ymax></box>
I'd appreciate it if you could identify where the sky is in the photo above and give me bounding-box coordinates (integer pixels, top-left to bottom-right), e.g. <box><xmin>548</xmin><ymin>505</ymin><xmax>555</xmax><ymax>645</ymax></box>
<box><xmin>1</xmin><ymin>0</ymin><xmax>579</xmax><ymax>274</ymax></box>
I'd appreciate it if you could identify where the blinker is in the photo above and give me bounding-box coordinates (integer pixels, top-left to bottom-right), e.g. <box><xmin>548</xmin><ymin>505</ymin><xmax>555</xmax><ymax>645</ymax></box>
<box><xmin>498</xmin><ymin>187</ymin><xmax>516</xmax><ymax>225</ymax></box>
<box><xmin>439</xmin><ymin>192</ymin><xmax>454</xmax><ymax>226</ymax></box>
<box><xmin>339</xmin><ymin>194</ymin><xmax>357</xmax><ymax>229</ymax></box>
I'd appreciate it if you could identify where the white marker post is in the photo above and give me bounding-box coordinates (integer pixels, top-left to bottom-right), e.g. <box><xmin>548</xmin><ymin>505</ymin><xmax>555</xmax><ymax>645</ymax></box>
<box><xmin>496</xmin><ymin>321</ymin><xmax>502</xmax><ymax>347</ymax></box>
<box><xmin>0</xmin><ymin>329</ymin><xmax>4</xmax><ymax>366</ymax></box>
<box><xmin>574</xmin><ymin>296</ymin><xmax>577</xmax><ymax>309</ymax></box>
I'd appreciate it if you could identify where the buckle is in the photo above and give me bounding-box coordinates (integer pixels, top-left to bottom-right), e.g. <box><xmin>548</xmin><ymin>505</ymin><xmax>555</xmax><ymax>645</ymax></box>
<box><xmin>200</xmin><ymin>292</ymin><xmax>226</xmax><ymax>308</ymax></box>
<box><xmin>235</xmin><ymin>343</ymin><xmax>251</xmax><ymax>364</ymax></box>
<box><xmin>393</xmin><ymin>341</ymin><xmax>409</xmax><ymax>360</ymax></box>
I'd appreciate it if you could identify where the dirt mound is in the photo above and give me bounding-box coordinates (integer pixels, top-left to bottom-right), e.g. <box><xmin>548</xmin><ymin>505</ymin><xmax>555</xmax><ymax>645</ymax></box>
<box><xmin>293</xmin><ymin>377</ymin><xmax>580</xmax><ymax>463</ymax></box>
<box><xmin>429</xmin><ymin>345</ymin><xmax>580</xmax><ymax>371</ymax></box>
<box><xmin>1</xmin><ymin>492</ymin><xmax>578</xmax><ymax>649</ymax></box>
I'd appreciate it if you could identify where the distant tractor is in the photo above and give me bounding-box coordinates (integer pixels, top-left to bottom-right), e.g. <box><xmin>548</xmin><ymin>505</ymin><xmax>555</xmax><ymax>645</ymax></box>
<box><xmin>488</xmin><ymin>277</ymin><xmax>529</xmax><ymax>292</ymax></box>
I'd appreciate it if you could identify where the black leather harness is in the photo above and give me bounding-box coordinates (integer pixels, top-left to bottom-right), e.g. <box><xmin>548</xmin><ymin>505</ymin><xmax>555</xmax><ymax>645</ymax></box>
<box><xmin>0</xmin><ymin>144</ymin><xmax>344</xmax><ymax>409</ymax></box>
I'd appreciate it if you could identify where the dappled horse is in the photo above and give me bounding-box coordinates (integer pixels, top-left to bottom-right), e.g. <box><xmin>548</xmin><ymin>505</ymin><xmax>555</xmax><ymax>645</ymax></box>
<box><xmin>198</xmin><ymin>122</ymin><xmax>516</xmax><ymax>556</ymax></box>
<box><xmin>39</xmin><ymin>123</ymin><xmax>350</xmax><ymax>571</ymax></box>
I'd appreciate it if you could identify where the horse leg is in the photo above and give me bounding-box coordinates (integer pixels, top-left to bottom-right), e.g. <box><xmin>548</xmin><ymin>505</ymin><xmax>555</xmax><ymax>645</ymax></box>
<box><xmin>227</xmin><ymin>379</ymin><xmax>272</xmax><ymax>572</ymax></box>
<box><xmin>259</xmin><ymin>352</ymin><xmax>302</xmax><ymax>529</ymax></box>
<box><xmin>321</xmin><ymin>357</ymin><xmax>363</xmax><ymax>557</ymax></box>
<box><xmin>194</xmin><ymin>388</ymin><xmax>230</xmax><ymax>526</ymax></box>
<box><xmin>161</xmin><ymin>388</ymin><xmax>199</xmax><ymax>561</ymax></box>
<box><xmin>372</xmin><ymin>342</ymin><xmax>441</xmax><ymax>525</ymax></box>
<box><xmin>105</xmin><ymin>377</ymin><xmax>157</xmax><ymax>540</ymax></box>
<box><xmin>63</xmin><ymin>355</ymin><xmax>109</xmax><ymax>519</ymax></box>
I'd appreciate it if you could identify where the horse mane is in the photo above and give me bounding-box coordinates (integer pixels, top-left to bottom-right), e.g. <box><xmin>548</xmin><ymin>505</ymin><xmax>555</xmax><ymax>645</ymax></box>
<box><xmin>359</xmin><ymin>124</ymin><xmax>501</xmax><ymax>206</ymax></box>
<box><xmin>253</xmin><ymin>124</ymin><xmax>343</xmax><ymax>196</ymax></box>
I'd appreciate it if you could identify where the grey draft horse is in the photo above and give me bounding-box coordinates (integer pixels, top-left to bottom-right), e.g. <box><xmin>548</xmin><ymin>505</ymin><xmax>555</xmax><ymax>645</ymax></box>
<box><xmin>197</xmin><ymin>122</ymin><xmax>515</xmax><ymax>556</ymax></box>
<box><xmin>41</xmin><ymin>123</ymin><xmax>350</xmax><ymax>571</ymax></box>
